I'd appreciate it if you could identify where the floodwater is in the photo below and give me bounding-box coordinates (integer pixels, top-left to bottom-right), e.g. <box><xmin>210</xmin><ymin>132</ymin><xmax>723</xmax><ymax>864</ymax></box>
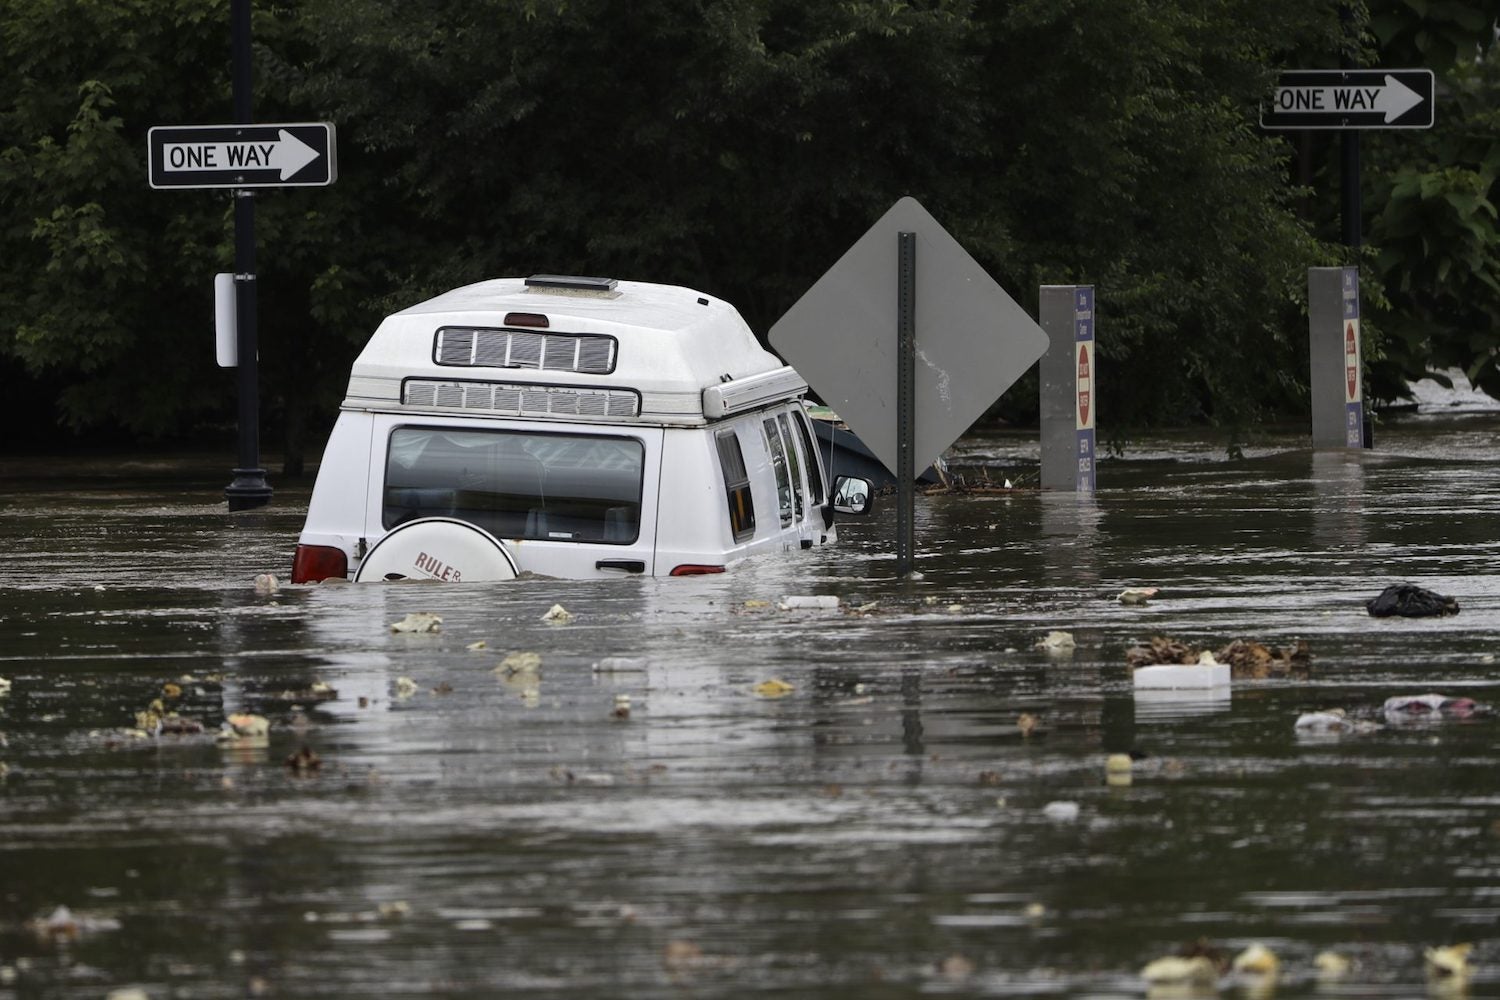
<box><xmin>2</xmin><ymin>409</ymin><xmax>1499</xmax><ymax>999</ymax></box>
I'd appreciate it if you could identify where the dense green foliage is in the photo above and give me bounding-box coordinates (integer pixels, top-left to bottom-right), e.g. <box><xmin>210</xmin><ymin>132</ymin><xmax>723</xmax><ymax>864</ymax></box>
<box><xmin>2</xmin><ymin>1</ymin><xmax>1497</xmax><ymax>466</ymax></box>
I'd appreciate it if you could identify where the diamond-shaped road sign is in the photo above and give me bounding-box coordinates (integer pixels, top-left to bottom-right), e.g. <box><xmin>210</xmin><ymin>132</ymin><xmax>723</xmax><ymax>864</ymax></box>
<box><xmin>770</xmin><ymin>197</ymin><xmax>1049</xmax><ymax>476</ymax></box>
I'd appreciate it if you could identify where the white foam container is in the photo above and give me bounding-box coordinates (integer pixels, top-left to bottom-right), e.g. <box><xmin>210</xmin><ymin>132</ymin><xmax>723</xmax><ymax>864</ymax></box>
<box><xmin>1132</xmin><ymin>663</ymin><xmax>1231</xmax><ymax>690</ymax></box>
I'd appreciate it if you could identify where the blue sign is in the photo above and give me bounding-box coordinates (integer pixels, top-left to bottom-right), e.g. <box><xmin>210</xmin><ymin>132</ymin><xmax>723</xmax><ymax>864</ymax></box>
<box><xmin>1074</xmin><ymin>286</ymin><xmax>1096</xmax><ymax>492</ymax></box>
<box><xmin>1342</xmin><ymin>269</ymin><xmax>1363</xmax><ymax>447</ymax></box>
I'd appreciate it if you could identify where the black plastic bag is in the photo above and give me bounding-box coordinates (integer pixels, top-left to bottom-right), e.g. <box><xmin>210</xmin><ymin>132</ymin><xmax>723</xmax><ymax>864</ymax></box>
<box><xmin>1366</xmin><ymin>583</ymin><xmax>1459</xmax><ymax>618</ymax></box>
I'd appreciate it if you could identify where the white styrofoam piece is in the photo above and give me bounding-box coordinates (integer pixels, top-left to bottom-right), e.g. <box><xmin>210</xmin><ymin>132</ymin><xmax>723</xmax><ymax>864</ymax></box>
<box><xmin>1132</xmin><ymin>662</ymin><xmax>1231</xmax><ymax>690</ymax></box>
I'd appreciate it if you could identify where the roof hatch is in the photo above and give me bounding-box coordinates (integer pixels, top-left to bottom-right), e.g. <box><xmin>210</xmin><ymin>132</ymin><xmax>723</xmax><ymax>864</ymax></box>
<box><xmin>525</xmin><ymin>274</ymin><xmax>619</xmax><ymax>295</ymax></box>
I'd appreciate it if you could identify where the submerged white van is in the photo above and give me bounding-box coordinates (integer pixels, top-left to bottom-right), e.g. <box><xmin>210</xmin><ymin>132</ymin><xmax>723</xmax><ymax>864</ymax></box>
<box><xmin>290</xmin><ymin>275</ymin><xmax>871</xmax><ymax>583</ymax></box>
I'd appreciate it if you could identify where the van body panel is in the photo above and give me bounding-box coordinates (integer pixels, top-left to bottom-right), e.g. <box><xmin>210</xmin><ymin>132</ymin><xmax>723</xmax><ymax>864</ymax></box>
<box><xmin>293</xmin><ymin>277</ymin><xmax>855</xmax><ymax>581</ymax></box>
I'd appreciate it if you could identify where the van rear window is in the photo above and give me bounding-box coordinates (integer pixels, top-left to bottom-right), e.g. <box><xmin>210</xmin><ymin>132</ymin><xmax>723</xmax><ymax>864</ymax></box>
<box><xmin>383</xmin><ymin>427</ymin><xmax>644</xmax><ymax>543</ymax></box>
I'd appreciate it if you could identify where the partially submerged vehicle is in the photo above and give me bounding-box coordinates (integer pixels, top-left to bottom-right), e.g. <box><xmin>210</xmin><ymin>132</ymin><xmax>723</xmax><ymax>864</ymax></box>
<box><xmin>291</xmin><ymin>275</ymin><xmax>871</xmax><ymax>583</ymax></box>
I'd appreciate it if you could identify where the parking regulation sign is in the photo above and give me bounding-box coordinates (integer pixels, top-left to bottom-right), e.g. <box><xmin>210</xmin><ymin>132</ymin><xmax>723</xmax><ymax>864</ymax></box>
<box><xmin>148</xmin><ymin>122</ymin><xmax>337</xmax><ymax>189</ymax></box>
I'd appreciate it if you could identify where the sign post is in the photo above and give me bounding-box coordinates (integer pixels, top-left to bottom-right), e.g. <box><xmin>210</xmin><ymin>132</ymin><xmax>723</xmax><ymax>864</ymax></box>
<box><xmin>1039</xmin><ymin>285</ymin><xmax>1097</xmax><ymax>491</ymax></box>
<box><xmin>1309</xmin><ymin>267</ymin><xmax>1364</xmax><ymax>449</ymax></box>
<box><xmin>896</xmin><ymin>233</ymin><xmax>916</xmax><ymax>573</ymax></box>
<box><xmin>770</xmin><ymin>197</ymin><xmax>1049</xmax><ymax>576</ymax></box>
<box><xmin>148</xmin><ymin>0</ymin><xmax>337</xmax><ymax>511</ymax></box>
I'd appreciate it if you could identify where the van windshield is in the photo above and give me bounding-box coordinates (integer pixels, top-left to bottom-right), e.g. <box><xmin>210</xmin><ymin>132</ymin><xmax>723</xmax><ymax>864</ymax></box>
<box><xmin>383</xmin><ymin>427</ymin><xmax>644</xmax><ymax>543</ymax></box>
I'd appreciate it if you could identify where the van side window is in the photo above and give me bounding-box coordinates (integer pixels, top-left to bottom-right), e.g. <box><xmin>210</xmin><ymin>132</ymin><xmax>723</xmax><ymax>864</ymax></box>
<box><xmin>776</xmin><ymin>413</ymin><xmax>805</xmax><ymax>520</ymax></box>
<box><xmin>762</xmin><ymin>418</ymin><xmax>793</xmax><ymax>527</ymax></box>
<box><xmin>714</xmin><ymin>429</ymin><xmax>756</xmax><ymax>542</ymax></box>
<box><xmin>793</xmin><ymin>410</ymin><xmax>825</xmax><ymax>506</ymax></box>
<box><xmin>383</xmin><ymin>426</ymin><xmax>644</xmax><ymax>543</ymax></box>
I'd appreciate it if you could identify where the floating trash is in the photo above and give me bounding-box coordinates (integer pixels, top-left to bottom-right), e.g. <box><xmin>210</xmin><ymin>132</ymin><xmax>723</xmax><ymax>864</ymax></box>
<box><xmin>1367</xmin><ymin>583</ymin><xmax>1459</xmax><ymax>618</ymax></box>
<box><xmin>1041</xmin><ymin>801</ymin><xmax>1079</xmax><ymax>822</ymax></box>
<box><xmin>1034</xmin><ymin>631</ymin><xmax>1075</xmax><ymax>653</ymax></box>
<box><xmin>779</xmin><ymin>595</ymin><xmax>840</xmax><ymax>610</ymax></box>
<box><xmin>612</xmin><ymin>694</ymin><xmax>631</xmax><ymax>719</ymax></box>
<box><xmin>753</xmin><ymin>678</ymin><xmax>795</xmax><ymax>699</ymax></box>
<box><xmin>593</xmin><ymin>656</ymin><xmax>648</xmax><ymax>673</ymax></box>
<box><xmin>393</xmin><ymin>677</ymin><xmax>419</xmax><ymax>700</ymax></box>
<box><xmin>1313</xmin><ymin>950</ymin><xmax>1351</xmax><ymax>978</ymax></box>
<box><xmin>497</xmin><ymin>652</ymin><xmax>542</xmax><ymax>677</ymax></box>
<box><xmin>1425</xmin><ymin>943</ymin><xmax>1472</xmax><ymax>979</ymax></box>
<box><xmin>541</xmin><ymin>604</ymin><xmax>575</xmax><ymax>624</ymax></box>
<box><xmin>390</xmin><ymin>612</ymin><xmax>442</xmax><ymax>633</ymax></box>
<box><xmin>1118</xmin><ymin>587</ymin><xmax>1159</xmax><ymax>606</ymax></box>
<box><xmin>253</xmin><ymin>573</ymin><xmax>280</xmax><ymax>595</ymax></box>
<box><xmin>216</xmin><ymin>714</ymin><xmax>269</xmax><ymax>742</ymax></box>
<box><xmin>1384</xmin><ymin>694</ymin><xmax>1491</xmax><ymax>722</ymax></box>
<box><xmin>1231</xmin><ymin>943</ymin><xmax>1279</xmax><ymax>976</ymax></box>
<box><xmin>1133</xmin><ymin>653</ymin><xmax>1230</xmax><ymax>691</ymax></box>
<box><xmin>1016</xmin><ymin>712</ymin><xmax>1039</xmax><ymax>738</ymax></box>
<box><xmin>466</xmin><ymin>640</ymin><xmax>489</xmax><ymax>651</ymax></box>
<box><xmin>1140</xmin><ymin>954</ymin><xmax>1218</xmax><ymax>985</ymax></box>
<box><xmin>0</xmin><ymin>676</ymin><xmax>10</xmax><ymax>697</ymax></box>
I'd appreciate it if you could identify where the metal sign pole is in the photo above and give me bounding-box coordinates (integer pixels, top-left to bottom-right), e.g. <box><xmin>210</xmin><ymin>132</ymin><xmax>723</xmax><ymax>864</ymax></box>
<box><xmin>896</xmin><ymin>232</ymin><xmax>916</xmax><ymax>576</ymax></box>
<box><xmin>224</xmin><ymin>0</ymin><xmax>272</xmax><ymax>511</ymax></box>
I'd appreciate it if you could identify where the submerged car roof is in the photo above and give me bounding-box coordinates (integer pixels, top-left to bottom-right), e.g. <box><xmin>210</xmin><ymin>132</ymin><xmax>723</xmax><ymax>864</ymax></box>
<box><xmin>343</xmin><ymin>276</ymin><xmax>804</xmax><ymax>425</ymax></box>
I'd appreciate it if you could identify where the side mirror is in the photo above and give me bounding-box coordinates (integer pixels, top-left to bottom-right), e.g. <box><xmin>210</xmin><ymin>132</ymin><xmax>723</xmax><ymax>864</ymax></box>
<box><xmin>831</xmin><ymin>475</ymin><xmax>873</xmax><ymax>516</ymax></box>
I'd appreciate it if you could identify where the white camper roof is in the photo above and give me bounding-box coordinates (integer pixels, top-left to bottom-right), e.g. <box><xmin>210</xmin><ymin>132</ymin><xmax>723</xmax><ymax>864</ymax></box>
<box><xmin>341</xmin><ymin>276</ymin><xmax>806</xmax><ymax>426</ymax></box>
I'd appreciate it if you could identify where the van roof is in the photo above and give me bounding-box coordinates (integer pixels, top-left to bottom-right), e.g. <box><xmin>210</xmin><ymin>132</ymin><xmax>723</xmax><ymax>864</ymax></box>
<box><xmin>342</xmin><ymin>277</ymin><xmax>806</xmax><ymax>426</ymax></box>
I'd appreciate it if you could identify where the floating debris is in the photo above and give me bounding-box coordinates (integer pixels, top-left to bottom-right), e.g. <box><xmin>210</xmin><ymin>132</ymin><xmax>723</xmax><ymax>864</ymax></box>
<box><xmin>1384</xmin><ymin>694</ymin><xmax>1491</xmax><ymax>722</ymax></box>
<box><xmin>1133</xmin><ymin>653</ymin><xmax>1230</xmax><ymax>691</ymax></box>
<box><xmin>0</xmin><ymin>676</ymin><xmax>11</xmax><ymax>697</ymax></box>
<box><xmin>1127</xmin><ymin>636</ymin><xmax>1310</xmax><ymax>680</ymax></box>
<box><xmin>1106</xmin><ymin>753</ymin><xmax>1134</xmax><ymax>775</ymax></box>
<box><xmin>1231</xmin><ymin>943</ymin><xmax>1279</xmax><ymax>976</ymax></box>
<box><xmin>393</xmin><ymin>677</ymin><xmax>420</xmax><ymax>700</ymax></box>
<box><xmin>779</xmin><ymin>595</ymin><xmax>840</xmax><ymax>610</ymax></box>
<box><xmin>743</xmin><ymin>599</ymin><xmax>772</xmax><ymax>610</ymax></box>
<box><xmin>1016</xmin><ymin>712</ymin><xmax>1039</xmax><ymax>738</ymax></box>
<box><xmin>753</xmin><ymin>678</ymin><xmax>795</xmax><ymax>699</ymax></box>
<box><xmin>497</xmin><ymin>651</ymin><xmax>542</xmax><ymax>677</ymax></box>
<box><xmin>390</xmin><ymin>612</ymin><xmax>442</xmax><ymax>633</ymax></box>
<box><xmin>1314</xmin><ymin>950</ymin><xmax>1351</xmax><ymax>978</ymax></box>
<box><xmin>612</xmin><ymin>694</ymin><xmax>631</xmax><ymax>719</ymax></box>
<box><xmin>161</xmin><ymin>682</ymin><xmax>182</xmax><ymax>699</ymax></box>
<box><xmin>216</xmin><ymin>713</ymin><xmax>269</xmax><ymax>742</ymax></box>
<box><xmin>1118</xmin><ymin>587</ymin><xmax>1159</xmax><ymax>606</ymax></box>
<box><xmin>466</xmin><ymin>640</ymin><xmax>489</xmax><ymax>651</ymax></box>
<box><xmin>1367</xmin><ymin>583</ymin><xmax>1459</xmax><ymax>618</ymax></box>
<box><xmin>1425</xmin><ymin>943</ymin><xmax>1472</xmax><ymax>979</ymax></box>
<box><xmin>26</xmin><ymin>904</ymin><xmax>122</xmax><ymax>944</ymax></box>
<box><xmin>253</xmin><ymin>573</ymin><xmax>280</xmax><ymax>595</ymax></box>
<box><xmin>1034</xmin><ymin>631</ymin><xmax>1075</xmax><ymax>653</ymax></box>
<box><xmin>593</xmin><ymin>656</ymin><xmax>649</xmax><ymax>673</ymax></box>
<box><xmin>1042</xmin><ymin>801</ymin><xmax>1080</xmax><ymax>822</ymax></box>
<box><xmin>540</xmin><ymin>603</ymin><xmax>575</xmax><ymax>624</ymax></box>
<box><xmin>1141</xmin><ymin>954</ymin><xmax>1219</xmax><ymax>986</ymax></box>
<box><xmin>284</xmin><ymin>746</ymin><xmax>321</xmax><ymax>773</ymax></box>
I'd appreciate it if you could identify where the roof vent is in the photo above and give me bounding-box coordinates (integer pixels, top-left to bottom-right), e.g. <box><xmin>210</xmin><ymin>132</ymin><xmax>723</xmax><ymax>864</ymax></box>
<box><xmin>525</xmin><ymin>274</ymin><xmax>618</xmax><ymax>293</ymax></box>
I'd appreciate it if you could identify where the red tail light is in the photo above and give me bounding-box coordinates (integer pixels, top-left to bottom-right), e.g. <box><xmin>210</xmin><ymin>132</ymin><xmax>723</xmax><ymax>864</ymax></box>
<box><xmin>291</xmin><ymin>544</ymin><xmax>348</xmax><ymax>583</ymax></box>
<box><xmin>670</xmin><ymin>564</ymin><xmax>725</xmax><ymax>576</ymax></box>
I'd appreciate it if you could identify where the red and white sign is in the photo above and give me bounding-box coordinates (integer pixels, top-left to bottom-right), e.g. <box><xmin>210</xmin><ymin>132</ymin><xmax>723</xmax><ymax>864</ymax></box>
<box><xmin>1344</xmin><ymin>319</ymin><xmax>1361</xmax><ymax>403</ymax></box>
<box><xmin>1076</xmin><ymin>341</ymin><xmax>1094</xmax><ymax>430</ymax></box>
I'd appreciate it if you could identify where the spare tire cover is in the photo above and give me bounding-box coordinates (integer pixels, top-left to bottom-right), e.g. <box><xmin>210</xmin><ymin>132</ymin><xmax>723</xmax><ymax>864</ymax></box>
<box><xmin>354</xmin><ymin>517</ymin><xmax>519</xmax><ymax>583</ymax></box>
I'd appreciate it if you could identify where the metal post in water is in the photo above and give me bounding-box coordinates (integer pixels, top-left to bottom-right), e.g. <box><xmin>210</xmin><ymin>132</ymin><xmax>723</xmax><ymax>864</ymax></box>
<box><xmin>1039</xmin><ymin>285</ymin><xmax>1097</xmax><ymax>491</ymax></box>
<box><xmin>223</xmin><ymin>0</ymin><xmax>272</xmax><ymax>511</ymax></box>
<box><xmin>1309</xmin><ymin>266</ymin><xmax>1364</xmax><ymax>450</ymax></box>
<box><xmin>895</xmin><ymin>232</ymin><xmax>916</xmax><ymax>576</ymax></box>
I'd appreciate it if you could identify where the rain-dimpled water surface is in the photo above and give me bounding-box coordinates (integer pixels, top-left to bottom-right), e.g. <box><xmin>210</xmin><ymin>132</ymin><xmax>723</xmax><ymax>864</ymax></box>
<box><xmin>2</xmin><ymin>408</ymin><xmax>1499</xmax><ymax>999</ymax></box>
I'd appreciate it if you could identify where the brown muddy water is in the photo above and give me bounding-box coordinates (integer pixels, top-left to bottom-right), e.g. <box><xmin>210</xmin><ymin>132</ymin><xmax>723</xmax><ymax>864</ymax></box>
<box><xmin>2</xmin><ymin>411</ymin><xmax>1499</xmax><ymax>999</ymax></box>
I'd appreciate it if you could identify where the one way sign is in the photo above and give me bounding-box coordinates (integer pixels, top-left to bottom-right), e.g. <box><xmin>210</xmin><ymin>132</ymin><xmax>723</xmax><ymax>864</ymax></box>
<box><xmin>1261</xmin><ymin>69</ymin><xmax>1434</xmax><ymax>130</ymax></box>
<box><xmin>148</xmin><ymin>122</ymin><xmax>337</xmax><ymax>189</ymax></box>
